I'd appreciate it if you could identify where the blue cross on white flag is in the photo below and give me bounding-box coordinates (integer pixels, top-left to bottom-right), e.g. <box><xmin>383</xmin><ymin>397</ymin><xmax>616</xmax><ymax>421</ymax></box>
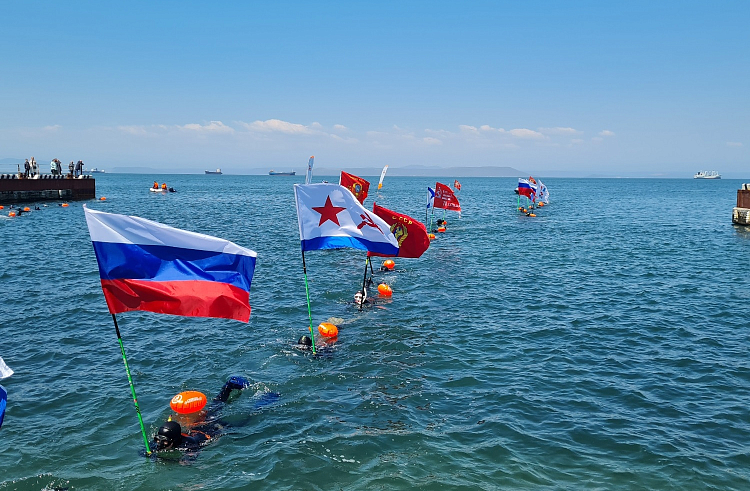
<box><xmin>426</xmin><ymin>187</ymin><xmax>435</xmax><ymax>209</ymax></box>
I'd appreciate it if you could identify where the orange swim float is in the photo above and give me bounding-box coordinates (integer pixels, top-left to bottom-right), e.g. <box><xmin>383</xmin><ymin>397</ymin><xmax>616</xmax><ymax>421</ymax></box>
<box><xmin>170</xmin><ymin>391</ymin><xmax>207</xmax><ymax>414</ymax></box>
<box><xmin>318</xmin><ymin>322</ymin><xmax>339</xmax><ymax>337</ymax></box>
<box><xmin>377</xmin><ymin>283</ymin><xmax>392</xmax><ymax>296</ymax></box>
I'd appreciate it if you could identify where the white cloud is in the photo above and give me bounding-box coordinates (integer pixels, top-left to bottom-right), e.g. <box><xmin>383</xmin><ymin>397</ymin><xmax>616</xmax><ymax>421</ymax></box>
<box><xmin>180</xmin><ymin>121</ymin><xmax>235</xmax><ymax>134</ymax></box>
<box><xmin>727</xmin><ymin>141</ymin><xmax>743</xmax><ymax>147</ymax></box>
<box><xmin>117</xmin><ymin>125</ymin><xmax>153</xmax><ymax>136</ymax></box>
<box><xmin>479</xmin><ymin>125</ymin><xmax>506</xmax><ymax>133</ymax></box>
<box><xmin>43</xmin><ymin>124</ymin><xmax>62</xmax><ymax>131</ymax></box>
<box><xmin>509</xmin><ymin>128</ymin><xmax>545</xmax><ymax>139</ymax></box>
<box><xmin>459</xmin><ymin>125</ymin><xmax>479</xmax><ymax>134</ymax></box>
<box><xmin>422</xmin><ymin>137</ymin><xmax>442</xmax><ymax>145</ymax></box>
<box><xmin>333</xmin><ymin>124</ymin><xmax>348</xmax><ymax>132</ymax></box>
<box><xmin>242</xmin><ymin>119</ymin><xmax>315</xmax><ymax>135</ymax></box>
<box><xmin>599</xmin><ymin>130</ymin><xmax>615</xmax><ymax>137</ymax></box>
<box><xmin>539</xmin><ymin>127</ymin><xmax>580</xmax><ymax>135</ymax></box>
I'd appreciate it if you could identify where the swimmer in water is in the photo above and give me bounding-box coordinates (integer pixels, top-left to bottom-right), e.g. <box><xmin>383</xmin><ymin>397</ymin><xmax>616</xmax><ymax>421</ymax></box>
<box><xmin>153</xmin><ymin>375</ymin><xmax>278</xmax><ymax>452</ymax></box>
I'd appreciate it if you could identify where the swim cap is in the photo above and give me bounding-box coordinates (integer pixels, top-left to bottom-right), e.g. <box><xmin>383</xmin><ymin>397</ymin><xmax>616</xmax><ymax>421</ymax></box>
<box><xmin>154</xmin><ymin>420</ymin><xmax>182</xmax><ymax>450</ymax></box>
<box><xmin>298</xmin><ymin>335</ymin><xmax>312</xmax><ymax>347</ymax></box>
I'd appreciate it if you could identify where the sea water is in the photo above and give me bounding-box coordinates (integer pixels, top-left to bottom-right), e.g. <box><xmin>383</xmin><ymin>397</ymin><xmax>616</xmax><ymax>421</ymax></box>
<box><xmin>1</xmin><ymin>174</ymin><xmax>749</xmax><ymax>490</ymax></box>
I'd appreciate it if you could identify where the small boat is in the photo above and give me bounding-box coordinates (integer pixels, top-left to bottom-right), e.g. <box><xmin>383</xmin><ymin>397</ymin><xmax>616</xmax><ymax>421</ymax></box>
<box><xmin>694</xmin><ymin>170</ymin><xmax>721</xmax><ymax>179</ymax></box>
<box><xmin>149</xmin><ymin>187</ymin><xmax>167</xmax><ymax>192</ymax></box>
<box><xmin>205</xmin><ymin>168</ymin><xmax>222</xmax><ymax>175</ymax></box>
<box><xmin>269</xmin><ymin>170</ymin><xmax>295</xmax><ymax>176</ymax></box>
<box><xmin>90</xmin><ymin>168</ymin><xmax>105</xmax><ymax>173</ymax></box>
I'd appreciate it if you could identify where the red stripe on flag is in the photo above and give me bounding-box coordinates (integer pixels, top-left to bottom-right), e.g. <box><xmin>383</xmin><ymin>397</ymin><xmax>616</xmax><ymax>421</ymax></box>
<box><xmin>101</xmin><ymin>279</ymin><xmax>251</xmax><ymax>322</ymax></box>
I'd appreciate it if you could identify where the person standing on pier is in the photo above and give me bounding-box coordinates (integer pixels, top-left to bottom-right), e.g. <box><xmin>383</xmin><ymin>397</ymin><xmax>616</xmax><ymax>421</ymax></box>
<box><xmin>23</xmin><ymin>159</ymin><xmax>30</xmax><ymax>178</ymax></box>
<box><xmin>30</xmin><ymin>157</ymin><xmax>38</xmax><ymax>177</ymax></box>
<box><xmin>69</xmin><ymin>161</ymin><xmax>74</xmax><ymax>178</ymax></box>
<box><xmin>50</xmin><ymin>159</ymin><xmax>57</xmax><ymax>175</ymax></box>
<box><xmin>56</xmin><ymin>160</ymin><xmax>62</xmax><ymax>176</ymax></box>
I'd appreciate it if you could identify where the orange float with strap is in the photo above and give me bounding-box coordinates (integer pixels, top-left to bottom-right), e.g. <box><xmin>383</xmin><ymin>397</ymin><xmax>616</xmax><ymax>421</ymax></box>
<box><xmin>170</xmin><ymin>391</ymin><xmax>207</xmax><ymax>414</ymax></box>
<box><xmin>383</xmin><ymin>259</ymin><xmax>395</xmax><ymax>270</ymax></box>
<box><xmin>62</xmin><ymin>203</ymin><xmax>69</xmax><ymax>207</ymax></box>
<box><xmin>318</xmin><ymin>322</ymin><xmax>339</xmax><ymax>337</ymax></box>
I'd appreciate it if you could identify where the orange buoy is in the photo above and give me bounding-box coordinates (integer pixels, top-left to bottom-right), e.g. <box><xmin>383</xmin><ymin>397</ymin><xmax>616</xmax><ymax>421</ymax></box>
<box><xmin>529</xmin><ymin>213</ymin><xmax>536</xmax><ymax>217</ymax></box>
<box><xmin>23</xmin><ymin>207</ymin><xmax>30</xmax><ymax>212</ymax></box>
<box><xmin>100</xmin><ymin>196</ymin><xmax>106</xmax><ymax>201</ymax></box>
<box><xmin>377</xmin><ymin>283</ymin><xmax>392</xmax><ymax>296</ymax></box>
<box><xmin>62</xmin><ymin>203</ymin><xmax>69</xmax><ymax>207</ymax></box>
<box><xmin>0</xmin><ymin>205</ymin><xmax>4</xmax><ymax>210</ymax></box>
<box><xmin>170</xmin><ymin>391</ymin><xmax>207</xmax><ymax>414</ymax></box>
<box><xmin>9</xmin><ymin>212</ymin><xmax>16</xmax><ymax>217</ymax></box>
<box><xmin>428</xmin><ymin>233</ymin><xmax>436</xmax><ymax>240</ymax></box>
<box><xmin>318</xmin><ymin>322</ymin><xmax>339</xmax><ymax>337</ymax></box>
<box><xmin>383</xmin><ymin>259</ymin><xmax>395</xmax><ymax>270</ymax></box>
<box><xmin>437</xmin><ymin>227</ymin><xmax>446</xmax><ymax>233</ymax></box>
<box><xmin>538</xmin><ymin>202</ymin><xmax>544</xmax><ymax>207</ymax></box>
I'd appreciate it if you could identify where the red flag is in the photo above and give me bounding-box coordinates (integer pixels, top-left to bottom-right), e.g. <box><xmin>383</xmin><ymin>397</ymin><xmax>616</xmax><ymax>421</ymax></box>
<box><xmin>369</xmin><ymin>203</ymin><xmax>430</xmax><ymax>258</ymax></box>
<box><xmin>454</xmin><ymin>179</ymin><xmax>461</xmax><ymax>191</ymax></box>
<box><xmin>339</xmin><ymin>171</ymin><xmax>370</xmax><ymax>204</ymax></box>
<box><xmin>433</xmin><ymin>182</ymin><xmax>461</xmax><ymax>211</ymax></box>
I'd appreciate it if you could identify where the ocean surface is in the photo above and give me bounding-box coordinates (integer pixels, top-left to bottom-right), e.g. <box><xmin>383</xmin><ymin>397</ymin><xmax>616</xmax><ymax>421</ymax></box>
<box><xmin>1</xmin><ymin>174</ymin><xmax>749</xmax><ymax>490</ymax></box>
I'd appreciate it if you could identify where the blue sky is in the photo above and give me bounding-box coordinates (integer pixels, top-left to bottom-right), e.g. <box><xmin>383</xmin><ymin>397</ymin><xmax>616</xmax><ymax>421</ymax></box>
<box><xmin>1</xmin><ymin>1</ymin><xmax>747</xmax><ymax>176</ymax></box>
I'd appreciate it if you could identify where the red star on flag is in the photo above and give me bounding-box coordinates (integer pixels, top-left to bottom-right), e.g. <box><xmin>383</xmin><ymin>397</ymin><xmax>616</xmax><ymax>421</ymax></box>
<box><xmin>312</xmin><ymin>196</ymin><xmax>347</xmax><ymax>226</ymax></box>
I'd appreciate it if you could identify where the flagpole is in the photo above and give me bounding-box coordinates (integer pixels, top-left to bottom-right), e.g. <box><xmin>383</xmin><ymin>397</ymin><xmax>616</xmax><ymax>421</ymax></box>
<box><xmin>359</xmin><ymin>256</ymin><xmax>370</xmax><ymax>311</ymax></box>
<box><xmin>111</xmin><ymin>314</ymin><xmax>152</xmax><ymax>456</ymax></box>
<box><xmin>300</xmin><ymin>251</ymin><xmax>318</xmax><ymax>355</ymax></box>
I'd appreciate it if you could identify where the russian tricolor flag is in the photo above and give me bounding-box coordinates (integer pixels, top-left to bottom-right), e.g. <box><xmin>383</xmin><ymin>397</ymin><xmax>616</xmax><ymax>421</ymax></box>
<box><xmin>84</xmin><ymin>206</ymin><xmax>256</xmax><ymax>322</ymax></box>
<box><xmin>518</xmin><ymin>178</ymin><xmax>535</xmax><ymax>199</ymax></box>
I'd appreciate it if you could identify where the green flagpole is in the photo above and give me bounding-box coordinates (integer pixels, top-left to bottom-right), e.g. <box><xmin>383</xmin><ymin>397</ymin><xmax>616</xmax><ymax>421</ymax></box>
<box><xmin>111</xmin><ymin>314</ymin><xmax>152</xmax><ymax>456</ymax></box>
<box><xmin>301</xmin><ymin>251</ymin><xmax>317</xmax><ymax>355</ymax></box>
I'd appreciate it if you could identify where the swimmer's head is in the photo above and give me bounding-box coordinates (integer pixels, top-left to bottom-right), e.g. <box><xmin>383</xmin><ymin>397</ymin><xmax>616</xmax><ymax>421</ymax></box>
<box><xmin>297</xmin><ymin>335</ymin><xmax>312</xmax><ymax>347</ymax></box>
<box><xmin>154</xmin><ymin>420</ymin><xmax>182</xmax><ymax>450</ymax></box>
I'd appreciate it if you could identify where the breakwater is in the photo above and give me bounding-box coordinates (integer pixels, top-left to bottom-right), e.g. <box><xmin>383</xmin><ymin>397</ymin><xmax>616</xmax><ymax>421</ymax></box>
<box><xmin>0</xmin><ymin>174</ymin><xmax>96</xmax><ymax>203</ymax></box>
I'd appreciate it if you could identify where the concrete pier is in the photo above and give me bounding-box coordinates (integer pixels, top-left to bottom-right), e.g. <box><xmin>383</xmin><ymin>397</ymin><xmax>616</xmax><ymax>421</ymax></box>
<box><xmin>0</xmin><ymin>174</ymin><xmax>96</xmax><ymax>203</ymax></box>
<box><xmin>732</xmin><ymin>184</ymin><xmax>750</xmax><ymax>226</ymax></box>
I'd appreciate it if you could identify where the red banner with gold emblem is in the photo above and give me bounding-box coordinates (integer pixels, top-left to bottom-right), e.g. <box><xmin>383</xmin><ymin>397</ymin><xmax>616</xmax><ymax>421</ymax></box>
<box><xmin>339</xmin><ymin>171</ymin><xmax>370</xmax><ymax>204</ymax></box>
<box><xmin>368</xmin><ymin>203</ymin><xmax>430</xmax><ymax>258</ymax></box>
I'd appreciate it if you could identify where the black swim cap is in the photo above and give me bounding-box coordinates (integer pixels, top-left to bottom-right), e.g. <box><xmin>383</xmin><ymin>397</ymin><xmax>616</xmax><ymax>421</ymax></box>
<box><xmin>154</xmin><ymin>421</ymin><xmax>182</xmax><ymax>450</ymax></box>
<box><xmin>298</xmin><ymin>335</ymin><xmax>312</xmax><ymax>347</ymax></box>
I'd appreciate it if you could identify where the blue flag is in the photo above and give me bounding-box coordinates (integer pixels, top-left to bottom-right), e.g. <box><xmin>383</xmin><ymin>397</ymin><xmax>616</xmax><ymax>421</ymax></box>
<box><xmin>0</xmin><ymin>384</ymin><xmax>7</xmax><ymax>428</ymax></box>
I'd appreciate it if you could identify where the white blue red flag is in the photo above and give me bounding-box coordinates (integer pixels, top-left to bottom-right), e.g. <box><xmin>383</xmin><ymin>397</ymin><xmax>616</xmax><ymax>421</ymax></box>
<box><xmin>294</xmin><ymin>183</ymin><xmax>399</xmax><ymax>255</ymax></box>
<box><xmin>84</xmin><ymin>206</ymin><xmax>257</xmax><ymax>322</ymax></box>
<box><xmin>518</xmin><ymin>179</ymin><xmax>535</xmax><ymax>199</ymax></box>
